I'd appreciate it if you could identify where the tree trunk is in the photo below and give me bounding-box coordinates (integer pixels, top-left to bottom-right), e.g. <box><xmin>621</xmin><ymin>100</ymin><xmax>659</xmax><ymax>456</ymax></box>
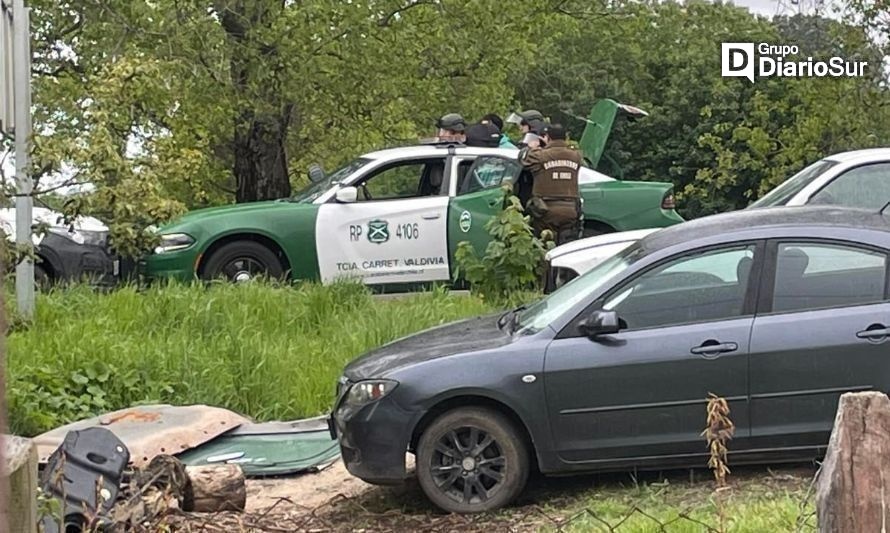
<box><xmin>183</xmin><ymin>465</ymin><xmax>246</xmax><ymax>513</ymax></box>
<box><xmin>233</xmin><ymin>110</ymin><xmax>292</xmax><ymax>203</ymax></box>
<box><xmin>217</xmin><ymin>0</ymin><xmax>293</xmax><ymax>203</ymax></box>
<box><xmin>815</xmin><ymin>391</ymin><xmax>890</xmax><ymax>532</ymax></box>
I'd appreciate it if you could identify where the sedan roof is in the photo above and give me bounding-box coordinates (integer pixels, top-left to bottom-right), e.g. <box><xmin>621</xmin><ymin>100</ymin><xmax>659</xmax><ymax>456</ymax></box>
<box><xmin>640</xmin><ymin>206</ymin><xmax>890</xmax><ymax>252</ymax></box>
<box><xmin>824</xmin><ymin>147</ymin><xmax>890</xmax><ymax>163</ymax></box>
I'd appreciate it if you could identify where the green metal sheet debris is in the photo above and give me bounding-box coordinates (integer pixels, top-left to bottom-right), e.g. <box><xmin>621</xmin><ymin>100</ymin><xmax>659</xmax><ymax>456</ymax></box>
<box><xmin>176</xmin><ymin>416</ymin><xmax>340</xmax><ymax>477</ymax></box>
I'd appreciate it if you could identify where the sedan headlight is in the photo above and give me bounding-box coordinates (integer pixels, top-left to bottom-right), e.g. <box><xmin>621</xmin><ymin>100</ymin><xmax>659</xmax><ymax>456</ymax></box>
<box><xmin>344</xmin><ymin>379</ymin><xmax>398</xmax><ymax>407</ymax></box>
<box><xmin>154</xmin><ymin>233</ymin><xmax>195</xmax><ymax>254</ymax></box>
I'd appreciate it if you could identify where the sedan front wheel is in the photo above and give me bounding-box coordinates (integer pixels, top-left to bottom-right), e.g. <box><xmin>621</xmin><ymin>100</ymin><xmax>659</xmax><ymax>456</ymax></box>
<box><xmin>416</xmin><ymin>407</ymin><xmax>529</xmax><ymax>513</ymax></box>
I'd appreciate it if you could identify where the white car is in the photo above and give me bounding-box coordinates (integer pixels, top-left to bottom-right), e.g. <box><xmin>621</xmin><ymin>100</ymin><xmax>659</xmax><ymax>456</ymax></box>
<box><xmin>543</xmin><ymin>228</ymin><xmax>659</xmax><ymax>292</ymax></box>
<box><xmin>543</xmin><ymin>147</ymin><xmax>890</xmax><ymax>292</ymax></box>
<box><xmin>749</xmin><ymin>147</ymin><xmax>890</xmax><ymax>210</ymax></box>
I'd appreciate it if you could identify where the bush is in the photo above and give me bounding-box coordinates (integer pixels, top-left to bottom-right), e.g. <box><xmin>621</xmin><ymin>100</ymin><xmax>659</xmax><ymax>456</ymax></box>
<box><xmin>453</xmin><ymin>185</ymin><xmax>553</xmax><ymax>301</ymax></box>
<box><xmin>6</xmin><ymin>280</ymin><xmax>493</xmax><ymax>436</ymax></box>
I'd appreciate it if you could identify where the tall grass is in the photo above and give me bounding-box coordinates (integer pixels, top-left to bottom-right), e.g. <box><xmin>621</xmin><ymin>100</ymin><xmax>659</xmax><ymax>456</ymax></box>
<box><xmin>6</xmin><ymin>281</ymin><xmax>496</xmax><ymax>436</ymax></box>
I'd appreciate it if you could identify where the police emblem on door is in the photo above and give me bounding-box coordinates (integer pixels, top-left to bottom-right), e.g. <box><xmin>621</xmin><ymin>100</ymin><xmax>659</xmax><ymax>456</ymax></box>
<box><xmin>459</xmin><ymin>210</ymin><xmax>472</xmax><ymax>233</ymax></box>
<box><xmin>367</xmin><ymin>219</ymin><xmax>390</xmax><ymax>244</ymax></box>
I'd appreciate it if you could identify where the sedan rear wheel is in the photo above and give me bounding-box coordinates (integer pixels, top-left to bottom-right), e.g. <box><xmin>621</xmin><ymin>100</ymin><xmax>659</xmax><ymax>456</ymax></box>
<box><xmin>416</xmin><ymin>407</ymin><xmax>529</xmax><ymax>513</ymax></box>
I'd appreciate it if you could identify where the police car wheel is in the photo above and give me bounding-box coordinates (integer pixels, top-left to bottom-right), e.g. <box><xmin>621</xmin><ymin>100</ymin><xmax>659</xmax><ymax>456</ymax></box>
<box><xmin>581</xmin><ymin>221</ymin><xmax>615</xmax><ymax>239</ymax></box>
<box><xmin>201</xmin><ymin>241</ymin><xmax>284</xmax><ymax>283</ymax></box>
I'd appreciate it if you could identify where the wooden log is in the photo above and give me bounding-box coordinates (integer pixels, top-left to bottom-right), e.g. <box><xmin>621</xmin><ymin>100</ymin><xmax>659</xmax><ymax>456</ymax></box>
<box><xmin>1</xmin><ymin>435</ymin><xmax>38</xmax><ymax>533</ymax></box>
<box><xmin>816</xmin><ymin>391</ymin><xmax>890</xmax><ymax>533</ymax></box>
<box><xmin>183</xmin><ymin>465</ymin><xmax>246</xmax><ymax>513</ymax></box>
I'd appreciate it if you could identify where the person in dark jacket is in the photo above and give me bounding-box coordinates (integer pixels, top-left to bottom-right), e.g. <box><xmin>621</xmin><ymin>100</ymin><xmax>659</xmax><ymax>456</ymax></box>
<box><xmin>465</xmin><ymin>122</ymin><xmax>502</xmax><ymax>148</ymax></box>
<box><xmin>518</xmin><ymin>123</ymin><xmax>582</xmax><ymax>245</ymax></box>
<box><xmin>481</xmin><ymin>113</ymin><xmax>517</xmax><ymax>149</ymax></box>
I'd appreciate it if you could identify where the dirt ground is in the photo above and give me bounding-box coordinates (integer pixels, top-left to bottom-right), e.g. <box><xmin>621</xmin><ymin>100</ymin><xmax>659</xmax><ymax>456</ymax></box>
<box><xmin>157</xmin><ymin>458</ymin><xmax>818</xmax><ymax>532</ymax></box>
<box><xmin>245</xmin><ymin>460</ymin><xmax>376</xmax><ymax>511</ymax></box>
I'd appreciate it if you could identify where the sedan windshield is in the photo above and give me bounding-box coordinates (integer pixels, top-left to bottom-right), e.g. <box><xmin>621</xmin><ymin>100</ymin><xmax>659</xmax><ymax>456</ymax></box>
<box><xmin>515</xmin><ymin>244</ymin><xmax>645</xmax><ymax>335</ymax></box>
<box><xmin>749</xmin><ymin>159</ymin><xmax>838</xmax><ymax>208</ymax></box>
<box><xmin>291</xmin><ymin>157</ymin><xmax>372</xmax><ymax>203</ymax></box>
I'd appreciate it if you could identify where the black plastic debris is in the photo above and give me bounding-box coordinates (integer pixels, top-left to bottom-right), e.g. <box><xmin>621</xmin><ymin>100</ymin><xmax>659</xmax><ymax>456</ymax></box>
<box><xmin>39</xmin><ymin>426</ymin><xmax>130</xmax><ymax>533</ymax></box>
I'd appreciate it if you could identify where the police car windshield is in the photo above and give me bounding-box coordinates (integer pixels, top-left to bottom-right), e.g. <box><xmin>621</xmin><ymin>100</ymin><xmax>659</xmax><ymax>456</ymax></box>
<box><xmin>291</xmin><ymin>157</ymin><xmax>372</xmax><ymax>203</ymax></box>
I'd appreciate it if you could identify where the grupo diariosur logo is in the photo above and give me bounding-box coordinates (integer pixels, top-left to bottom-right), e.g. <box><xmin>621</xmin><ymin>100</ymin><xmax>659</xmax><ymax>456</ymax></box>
<box><xmin>721</xmin><ymin>43</ymin><xmax>869</xmax><ymax>83</ymax></box>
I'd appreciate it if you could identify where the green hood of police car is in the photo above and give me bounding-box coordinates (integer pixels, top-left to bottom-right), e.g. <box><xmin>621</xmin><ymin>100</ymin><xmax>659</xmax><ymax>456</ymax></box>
<box><xmin>156</xmin><ymin>200</ymin><xmax>317</xmax><ymax>237</ymax></box>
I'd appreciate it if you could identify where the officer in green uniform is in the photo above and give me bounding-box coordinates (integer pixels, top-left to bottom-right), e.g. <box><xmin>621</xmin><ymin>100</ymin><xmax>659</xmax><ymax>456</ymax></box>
<box><xmin>518</xmin><ymin>123</ymin><xmax>582</xmax><ymax>245</ymax></box>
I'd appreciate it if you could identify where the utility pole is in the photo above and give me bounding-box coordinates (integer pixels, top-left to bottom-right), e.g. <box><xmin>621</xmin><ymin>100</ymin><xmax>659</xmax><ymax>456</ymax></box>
<box><xmin>1</xmin><ymin>0</ymin><xmax>33</xmax><ymax>320</ymax></box>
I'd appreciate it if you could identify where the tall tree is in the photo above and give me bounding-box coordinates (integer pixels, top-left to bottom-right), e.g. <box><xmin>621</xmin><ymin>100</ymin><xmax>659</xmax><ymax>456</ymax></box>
<box><xmin>9</xmin><ymin>0</ymin><xmax>555</xmax><ymax>254</ymax></box>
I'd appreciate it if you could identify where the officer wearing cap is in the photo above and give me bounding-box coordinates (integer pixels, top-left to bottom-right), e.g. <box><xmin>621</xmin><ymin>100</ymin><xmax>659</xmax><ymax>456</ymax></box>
<box><xmin>436</xmin><ymin>113</ymin><xmax>467</xmax><ymax>142</ymax></box>
<box><xmin>518</xmin><ymin>123</ymin><xmax>582</xmax><ymax>245</ymax></box>
<box><xmin>481</xmin><ymin>113</ymin><xmax>517</xmax><ymax>149</ymax></box>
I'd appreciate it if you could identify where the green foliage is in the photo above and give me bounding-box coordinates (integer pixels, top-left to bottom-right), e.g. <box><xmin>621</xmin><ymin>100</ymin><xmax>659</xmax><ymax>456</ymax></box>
<box><xmin>454</xmin><ymin>185</ymin><xmax>552</xmax><ymax>301</ymax></box>
<box><xmin>515</xmin><ymin>0</ymin><xmax>890</xmax><ymax>219</ymax></box>
<box><xmin>5</xmin><ymin>281</ymin><xmax>493</xmax><ymax>436</ymax></box>
<box><xmin>9</xmin><ymin>0</ymin><xmax>555</xmax><ymax>254</ymax></box>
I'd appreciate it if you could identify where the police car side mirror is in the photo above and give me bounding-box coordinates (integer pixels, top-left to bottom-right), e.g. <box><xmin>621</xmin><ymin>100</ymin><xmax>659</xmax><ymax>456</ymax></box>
<box><xmin>335</xmin><ymin>186</ymin><xmax>358</xmax><ymax>203</ymax></box>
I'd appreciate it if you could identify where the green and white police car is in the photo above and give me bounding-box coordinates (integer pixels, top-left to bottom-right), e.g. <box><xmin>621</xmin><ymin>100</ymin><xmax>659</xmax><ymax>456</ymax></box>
<box><xmin>143</xmin><ymin>142</ymin><xmax>683</xmax><ymax>288</ymax></box>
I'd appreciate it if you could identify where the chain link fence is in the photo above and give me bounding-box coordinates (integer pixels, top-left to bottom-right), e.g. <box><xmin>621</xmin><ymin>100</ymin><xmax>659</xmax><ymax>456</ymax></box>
<box><xmin>147</xmin><ymin>467</ymin><xmax>820</xmax><ymax>533</ymax></box>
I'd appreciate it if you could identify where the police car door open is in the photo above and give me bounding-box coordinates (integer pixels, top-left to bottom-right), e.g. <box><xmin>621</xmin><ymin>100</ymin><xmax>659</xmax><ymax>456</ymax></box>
<box><xmin>315</xmin><ymin>160</ymin><xmax>450</xmax><ymax>285</ymax></box>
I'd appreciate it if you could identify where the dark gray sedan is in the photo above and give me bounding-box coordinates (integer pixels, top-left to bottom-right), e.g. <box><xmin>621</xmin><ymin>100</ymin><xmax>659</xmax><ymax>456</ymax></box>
<box><xmin>329</xmin><ymin>206</ymin><xmax>890</xmax><ymax>513</ymax></box>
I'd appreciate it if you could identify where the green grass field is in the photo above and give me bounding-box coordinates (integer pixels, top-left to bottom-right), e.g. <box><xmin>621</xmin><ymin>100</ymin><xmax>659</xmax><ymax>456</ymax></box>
<box><xmin>5</xmin><ymin>281</ymin><xmax>496</xmax><ymax>436</ymax></box>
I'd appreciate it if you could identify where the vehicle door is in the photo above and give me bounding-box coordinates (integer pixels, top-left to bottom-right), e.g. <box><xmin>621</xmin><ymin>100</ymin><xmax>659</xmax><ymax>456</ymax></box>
<box><xmin>315</xmin><ymin>157</ymin><xmax>450</xmax><ymax>285</ymax></box>
<box><xmin>748</xmin><ymin>239</ymin><xmax>890</xmax><ymax>450</ymax></box>
<box><xmin>805</xmin><ymin>162</ymin><xmax>890</xmax><ymax>210</ymax></box>
<box><xmin>447</xmin><ymin>155</ymin><xmax>524</xmax><ymax>263</ymax></box>
<box><xmin>544</xmin><ymin>243</ymin><xmax>762</xmax><ymax>463</ymax></box>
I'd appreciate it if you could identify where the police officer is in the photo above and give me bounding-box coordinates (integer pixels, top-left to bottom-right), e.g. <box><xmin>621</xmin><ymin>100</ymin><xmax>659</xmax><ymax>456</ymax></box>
<box><xmin>435</xmin><ymin>113</ymin><xmax>467</xmax><ymax>142</ymax></box>
<box><xmin>518</xmin><ymin>123</ymin><xmax>582</xmax><ymax>245</ymax></box>
<box><xmin>506</xmin><ymin>110</ymin><xmax>546</xmax><ymax>149</ymax></box>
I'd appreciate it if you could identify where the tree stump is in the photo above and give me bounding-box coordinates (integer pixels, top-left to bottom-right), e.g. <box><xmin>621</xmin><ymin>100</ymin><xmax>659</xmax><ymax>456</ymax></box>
<box><xmin>183</xmin><ymin>465</ymin><xmax>246</xmax><ymax>513</ymax></box>
<box><xmin>816</xmin><ymin>391</ymin><xmax>890</xmax><ymax>532</ymax></box>
<box><xmin>1</xmin><ymin>435</ymin><xmax>38</xmax><ymax>533</ymax></box>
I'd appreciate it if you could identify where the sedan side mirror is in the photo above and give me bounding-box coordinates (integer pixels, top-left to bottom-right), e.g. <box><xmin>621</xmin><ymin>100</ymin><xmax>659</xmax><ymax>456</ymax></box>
<box><xmin>335</xmin><ymin>186</ymin><xmax>358</xmax><ymax>203</ymax></box>
<box><xmin>308</xmin><ymin>163</ymin><xmax>325</xmax><ymax>183</ymax></box>
<box><xmin>578</xmin><ymin>310</ymin><xmax>621</xmax><ymax>338</ymax></box>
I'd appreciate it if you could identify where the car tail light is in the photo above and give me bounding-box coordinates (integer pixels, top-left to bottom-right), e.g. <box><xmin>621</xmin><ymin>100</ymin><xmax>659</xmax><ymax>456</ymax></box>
<box><xmin>661</xmin><ymin>191</ymin><xmax>676</xmax><ymax>210</ymax></box>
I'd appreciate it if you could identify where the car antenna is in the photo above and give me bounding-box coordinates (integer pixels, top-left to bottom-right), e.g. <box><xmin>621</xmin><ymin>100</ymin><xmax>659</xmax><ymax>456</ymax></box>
<box><xmin>882</xmin><ymin>201</ymin><xmax>890</xmax><ymax>216</ymax></box>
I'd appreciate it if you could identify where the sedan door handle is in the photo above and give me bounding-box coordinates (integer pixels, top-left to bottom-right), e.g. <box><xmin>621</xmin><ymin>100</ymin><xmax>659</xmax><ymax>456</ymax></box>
<box><xmin>857</xmin><ymin>325</ymin><xmax>890</xmax><ymax>341</ymax></box>
<box><xmin>421</xmin><ymin>213</ymin><xmax>441</xmax><ymax>220</ymax></box>
<box><xmin>691</xmin><ymin>341</ymin><xmax>738</xmax><ymax>357</ymax></box>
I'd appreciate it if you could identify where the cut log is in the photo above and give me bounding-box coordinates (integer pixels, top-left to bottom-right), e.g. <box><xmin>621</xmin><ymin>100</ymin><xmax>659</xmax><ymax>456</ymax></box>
<box><xmin>816</xmin><ymin>391</ymin><xmax>890</xmax><ymax>533</ymax></box>
<box><xmin>2</xmin><ymin>435</ymin><xmax>38</xmax><ymax>533</ymax></box>
<box><xmin>183</xmin><ymin>465</ymin><xmax>246</xmax><ymax>513</ymax></box>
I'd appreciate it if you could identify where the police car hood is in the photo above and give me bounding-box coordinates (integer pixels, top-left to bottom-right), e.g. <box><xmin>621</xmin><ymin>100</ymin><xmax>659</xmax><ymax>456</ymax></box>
<box><xmin>343</xmin><ymin>313</ymin><xmax>512</xmax><ymax>379</ymax></box>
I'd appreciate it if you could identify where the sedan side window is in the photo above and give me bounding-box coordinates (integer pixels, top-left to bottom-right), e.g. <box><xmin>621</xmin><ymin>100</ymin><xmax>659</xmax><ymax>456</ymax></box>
<box><xmin>603</xmin><ymin>246</ymin><xmax>756</xmax><ymax>330</ymax></box>
<box><xmin>771</xmin><ymin>243</ymin><xmax>887</xmax><ymax>313</ymax></box>
<box><xmin>809</xmin><ymin>163</ymin><xmax>890</xmax><ymax>210</ymax></box>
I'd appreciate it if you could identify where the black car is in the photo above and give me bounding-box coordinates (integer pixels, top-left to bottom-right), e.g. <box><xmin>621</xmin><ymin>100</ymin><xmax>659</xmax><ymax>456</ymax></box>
<box><xmin>1</xmin><ymin>208</ymin><xmax>118</xmax><ymax>288</ymax></box>
<box><xmin>330</xmin><ymin>205</ymin><xmax>890</xmax><ymax>513</ymax></box>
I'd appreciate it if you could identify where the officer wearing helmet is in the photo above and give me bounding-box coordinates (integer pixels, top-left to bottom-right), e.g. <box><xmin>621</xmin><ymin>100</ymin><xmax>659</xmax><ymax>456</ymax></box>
<box><xmin>436</xmin><ymin>113</ymin><xmax>467</xmax><ymax>142</ymax></box>
<box><xmin>506</xmin><ymin>110</ymin><xmax>547</xmax><ymax>149</ymax></box>
<box><xmin>518</xmin><ymin>123</ymin><xmax>582</xmax><ymax>245</ymax></box>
